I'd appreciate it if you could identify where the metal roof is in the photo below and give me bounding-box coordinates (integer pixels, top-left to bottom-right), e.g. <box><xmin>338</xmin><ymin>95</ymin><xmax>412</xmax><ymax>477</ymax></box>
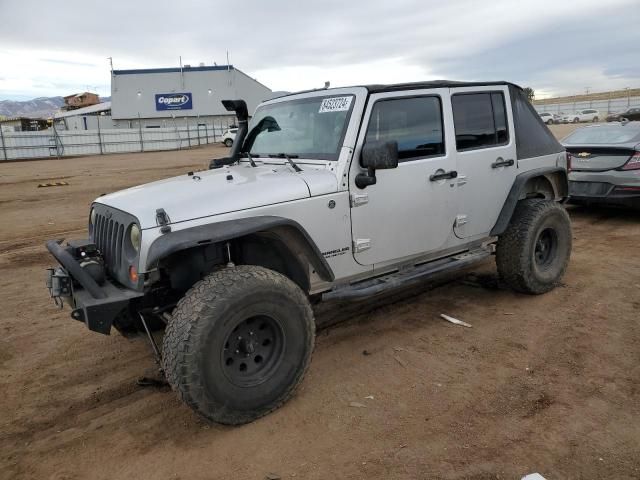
<box><xmin>112</xmin><ymin>65</ymin><xmax>234</xmax><ymax>75</ymax></box>
<box><xmin>54</xmin><ymin>102</ymin><xmax>111</xmax><ymax>118</ymax></box>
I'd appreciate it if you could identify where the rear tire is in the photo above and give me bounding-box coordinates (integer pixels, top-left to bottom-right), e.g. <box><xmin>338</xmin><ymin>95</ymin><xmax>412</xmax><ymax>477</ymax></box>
<box><xmin>162</xmin><ymin>265</ymin><xmax>315</xmax><ymax>425</ymax></box>
<box><xmin>593</xmin><ymin>116</ymin><xmax>599</xmax><ymax>122</ymax></box>
<box><xmin>496</xmin><ymin>200</ymin><xmax>572</xmax><ymax>294</ymax></box>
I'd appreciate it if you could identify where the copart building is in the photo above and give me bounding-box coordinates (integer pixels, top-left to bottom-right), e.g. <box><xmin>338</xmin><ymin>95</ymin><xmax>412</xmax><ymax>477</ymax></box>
<box><xmin>110</xmin><ymin>64</ymin><xmax>272</xmax><ymax>128</ymax></box>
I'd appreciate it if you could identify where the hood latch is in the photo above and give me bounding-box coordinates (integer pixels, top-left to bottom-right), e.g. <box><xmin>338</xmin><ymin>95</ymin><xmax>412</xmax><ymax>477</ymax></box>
<box><xmin>156</xmin><ymin>208</ymin><xmax>171</xmax><ymax>234</ymax></box>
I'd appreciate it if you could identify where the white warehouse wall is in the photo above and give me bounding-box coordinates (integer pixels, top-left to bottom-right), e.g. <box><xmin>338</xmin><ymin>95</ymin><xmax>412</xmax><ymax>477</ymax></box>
<box><xmin>110</xmin><ymin>65</ymin><xmax>272</xmax><ymax>121</ymax></box>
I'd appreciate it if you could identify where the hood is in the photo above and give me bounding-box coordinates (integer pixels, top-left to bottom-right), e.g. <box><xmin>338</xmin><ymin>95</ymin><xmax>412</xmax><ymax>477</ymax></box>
<box><xmin>95</xmin><ymin>162</ymin><xmax>338</xmax><ymax>229</ymax></box>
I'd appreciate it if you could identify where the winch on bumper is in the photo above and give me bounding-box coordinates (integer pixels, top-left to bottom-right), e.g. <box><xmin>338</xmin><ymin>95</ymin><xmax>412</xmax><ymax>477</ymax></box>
<box><xmin>46</xmin><ymin>239</ymin><xmax>143</xmax><ymax>334</ymax></box>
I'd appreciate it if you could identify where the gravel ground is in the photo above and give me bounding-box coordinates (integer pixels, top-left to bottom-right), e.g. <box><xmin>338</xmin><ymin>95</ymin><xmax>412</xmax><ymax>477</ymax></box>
<box><xmin>1</xmin><ymin>126</ymin><xmax>639</xmax><ymax>479</ymax></box>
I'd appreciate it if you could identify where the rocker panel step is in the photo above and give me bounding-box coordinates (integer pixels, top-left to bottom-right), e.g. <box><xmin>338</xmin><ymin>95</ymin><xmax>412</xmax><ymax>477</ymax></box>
<box><xmin>322</xmin><ymin>249</ymin><xmax>491</xmax><ymax>301</ymax></box>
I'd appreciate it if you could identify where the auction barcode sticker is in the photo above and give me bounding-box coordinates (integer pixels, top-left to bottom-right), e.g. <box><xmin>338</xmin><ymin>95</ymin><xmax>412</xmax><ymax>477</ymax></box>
<box><xmin>319</xmin><ymin>96</ymin><xmax>353</xmax><ymax>113</ymax></box>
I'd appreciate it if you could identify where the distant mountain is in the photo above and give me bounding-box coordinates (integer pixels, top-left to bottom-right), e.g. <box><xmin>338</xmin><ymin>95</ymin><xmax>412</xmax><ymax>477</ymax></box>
<box><xmin>0</xmin><ymin>95</ymin><xmax>111</xmax><ymax>119</ymax></box>
<box><xmin>0</xmin><ymin>96</ymin><xmax>64</xmax><ymax>118</ymax></box>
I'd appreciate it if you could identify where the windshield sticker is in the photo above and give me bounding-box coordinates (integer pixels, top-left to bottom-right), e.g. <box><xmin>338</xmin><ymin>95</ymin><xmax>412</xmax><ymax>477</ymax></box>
<box><xmin>319</xmin><ymin>96</ymin><xmax>352</xmax><ymax>113</ymax></box>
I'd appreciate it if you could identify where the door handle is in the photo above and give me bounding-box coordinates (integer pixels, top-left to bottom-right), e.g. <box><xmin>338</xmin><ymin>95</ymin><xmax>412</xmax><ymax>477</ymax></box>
<box><xmin>491</xmin><ymin>157</ymin><xmax>515</xmax><ymax>168</ymax></box>
<box><xmin>429</xmin><ymin>170</ymin><xmax>458</xmax><ymax>181</ymax></box>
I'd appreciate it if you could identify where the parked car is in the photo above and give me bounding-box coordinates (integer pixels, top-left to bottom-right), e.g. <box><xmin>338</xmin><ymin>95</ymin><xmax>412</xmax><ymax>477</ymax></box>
<box><xmin>566</xmin><ymin>109</ymin><xmax>601</xmax><ymax>123</ymax></box>
<box><xmin>563</xmin><ymin>122</ymin><xmax>640</xmax><ymax>208</ymax></box>
<box><xmin>221</xmin><ymin>127</ymin><xmax>237</xmax><ymax>147</ymax></box>
<box><xmin>606</xmin><ymin>108</ymin><xmax>640</xmax><ymax>122</ymax></box>
<box><xmin>538</xmin><ymin>112</ymin><xmax>558</xmax><ymax>125</ymax></box>
<box><xmin>45</xmin><ymin>81</ymin><xmax>571</xmax><ymax>425</ymax></box>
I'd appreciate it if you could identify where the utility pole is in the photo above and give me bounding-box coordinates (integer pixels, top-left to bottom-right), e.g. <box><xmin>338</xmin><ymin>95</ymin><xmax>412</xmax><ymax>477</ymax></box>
<box><xmin>625</xmin><ymin>87</ymin><xmax>631</xmax><ymax>107</ymax></box>
<box><xmin>180</xmin><ymin>56</ymin><xmax>184</xmax><ymax>89</ymax></box>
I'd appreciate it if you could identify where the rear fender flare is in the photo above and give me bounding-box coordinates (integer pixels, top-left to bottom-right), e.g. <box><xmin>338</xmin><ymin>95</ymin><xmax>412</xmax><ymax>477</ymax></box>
<box><xmin>145</xmin><ymin>216</ymin><xmax>334</xmax><ymax>283</ymax></box>
<box><xmin>491</xmin><ymin>167</ymin><xmax>568</xmax><ymax>236</ymax></box>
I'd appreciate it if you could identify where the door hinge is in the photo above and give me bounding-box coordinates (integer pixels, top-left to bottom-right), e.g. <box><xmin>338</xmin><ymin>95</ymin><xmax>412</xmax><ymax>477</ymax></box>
<box><xmin>457</xmin><ymin>175</ymin><xmax>467</xmax><ymax>186</ymax></box>
<box><xmin>353</xmin><ymin>238</ymin><xmax>371</xmax><ymax>252</ymax></box>
<box><xmin>350</xmin><ymin>192</ymin><xmax>369</xmax><ymax>207</ymax></box>
<box><xmin>455</xmin><ymin>215</ymin><xmax>468</xmax><ymax>227</ymax></box>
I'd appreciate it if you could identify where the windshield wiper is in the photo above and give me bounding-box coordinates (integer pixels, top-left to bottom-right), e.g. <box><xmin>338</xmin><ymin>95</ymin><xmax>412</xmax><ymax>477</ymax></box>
<box><xmin>240</xmin><ymin>152</ymin><xmax>258</xmax><ymax>167</ymax></box>
<box><xmin>269</xmin><ymin>153</ymin><xmax>302</xmax><ymax>172</ymax></box>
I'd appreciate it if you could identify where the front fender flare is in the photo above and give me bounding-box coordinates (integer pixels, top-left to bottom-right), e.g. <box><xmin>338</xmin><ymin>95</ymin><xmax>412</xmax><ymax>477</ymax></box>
<box><xmin>145</xmin><ymin>216</ymin><xmax>334</xmax><ymax>282</ymax></box>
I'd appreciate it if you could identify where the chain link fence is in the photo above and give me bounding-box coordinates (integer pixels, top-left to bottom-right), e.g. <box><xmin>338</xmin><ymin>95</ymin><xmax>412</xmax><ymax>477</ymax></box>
<box><xmin>0</xmin><ymin>123</ymin><xmax>229</xmax><ymax>161</ymax></box>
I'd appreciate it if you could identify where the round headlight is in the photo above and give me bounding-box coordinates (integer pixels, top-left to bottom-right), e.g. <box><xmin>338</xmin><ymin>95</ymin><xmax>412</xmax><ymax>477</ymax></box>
<box><xmin>129</xmin><ymin>224</ymin><xmax>141</xmax><ymax>252</ymax></box>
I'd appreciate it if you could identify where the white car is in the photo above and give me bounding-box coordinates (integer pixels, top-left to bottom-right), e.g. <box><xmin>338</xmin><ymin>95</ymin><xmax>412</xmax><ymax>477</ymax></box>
<box><xmin>538</xmin><ymin>112</ymin><xmax>557</xmax><ymax>125</ymax></box>
<box><xmin>566</xmin><ymin>109</ymin><xmax>600</xmax><ymax>123</ymax></box>
<box><xmin>221</xmin><ymin>127</ymin><xmax>237</xmax><ymax>147</ymax></box>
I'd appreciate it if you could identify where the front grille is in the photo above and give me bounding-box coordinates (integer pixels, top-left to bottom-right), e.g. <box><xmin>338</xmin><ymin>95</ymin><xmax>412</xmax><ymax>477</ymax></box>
<box><xmin>92</xmin><ymin>213</ymin><xmax>125</xmax><ymax>277</ymax></box>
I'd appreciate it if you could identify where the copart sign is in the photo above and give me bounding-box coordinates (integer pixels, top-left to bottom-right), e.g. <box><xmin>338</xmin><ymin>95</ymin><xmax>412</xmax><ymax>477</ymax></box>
<box><xmin>155</xmin><ymin>93</ymin><xmax>193</xmax><ymax>111</ymax></box>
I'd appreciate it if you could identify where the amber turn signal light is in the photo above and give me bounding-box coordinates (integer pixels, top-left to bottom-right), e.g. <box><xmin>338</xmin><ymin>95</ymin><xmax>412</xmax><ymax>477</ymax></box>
<box><xmin>129</xmin><ymin>265</ymin><xmax>138</xmax><ymax>283</ymax></box>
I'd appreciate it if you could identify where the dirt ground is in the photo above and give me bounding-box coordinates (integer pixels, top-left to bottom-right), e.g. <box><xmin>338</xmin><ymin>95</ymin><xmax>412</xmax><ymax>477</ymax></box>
<box><xmin>1</xmin><ymin>125</ymin><xmax>639</xmax><ymax>480</ymax></box>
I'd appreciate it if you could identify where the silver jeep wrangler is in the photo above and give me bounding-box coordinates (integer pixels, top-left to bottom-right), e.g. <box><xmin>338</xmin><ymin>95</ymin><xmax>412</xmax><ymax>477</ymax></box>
<box><xmin>46</xmin><ymin>81</ymin><xmax>571</xmax><ymax>424</ymax></box>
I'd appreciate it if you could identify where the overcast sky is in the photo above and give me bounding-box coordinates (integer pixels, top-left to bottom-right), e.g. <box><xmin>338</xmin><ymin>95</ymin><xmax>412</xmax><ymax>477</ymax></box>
<box><xmin>0</xmin><ymin>0</ymin><xmax>638</xmax><ymax>101</ymax></box>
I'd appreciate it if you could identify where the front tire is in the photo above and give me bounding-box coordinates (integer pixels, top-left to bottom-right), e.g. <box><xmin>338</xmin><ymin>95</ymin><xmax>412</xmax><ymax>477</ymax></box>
<box><xmin>224</xmin><ymin>138</ymin><xmax>233</xmax><ymax>147</ymax></box>
<box><xmin>162</xmin><ymin>265</ymin><xmax>315</xmax><ymax>425</ymax></box>
<box><xmin>496</xmin><ymin>200</ymin><xmax>572</xmax><ymax>294</ymax></box>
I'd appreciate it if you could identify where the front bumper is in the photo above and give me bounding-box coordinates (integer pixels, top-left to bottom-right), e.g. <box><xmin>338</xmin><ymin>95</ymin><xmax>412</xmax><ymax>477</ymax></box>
<box><xmin>46</xmin><ymin>240</ymin><xmax>143</xmax><ymax>334</ymax></box>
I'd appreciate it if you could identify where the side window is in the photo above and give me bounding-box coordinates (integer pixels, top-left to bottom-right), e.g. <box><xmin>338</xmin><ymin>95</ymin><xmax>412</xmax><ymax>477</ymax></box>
<box><xmin>364</xmin><ymin>96</ymin><xmax>444</xmax><ymax>161</ymax></box>
<box><xmin>452</xmin><ymin>92</ymin><xmax>509</xmax><ymax>151</ymax></box>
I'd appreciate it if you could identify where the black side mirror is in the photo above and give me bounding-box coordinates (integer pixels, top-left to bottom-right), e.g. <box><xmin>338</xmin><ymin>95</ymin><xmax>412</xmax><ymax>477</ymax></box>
<box><xmin>355</xmin><ymin>141</ymin><xmax>399</xmax><ymax>188</ymax></box>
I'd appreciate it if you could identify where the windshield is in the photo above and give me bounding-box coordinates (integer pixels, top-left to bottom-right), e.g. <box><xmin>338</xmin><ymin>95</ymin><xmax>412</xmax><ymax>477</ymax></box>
<box><xmin>243</xmin><ymin>95</ymin><xmax>355</xmax><ymax>160</ymax></box>
<box><xmin>563</xmin><ymin>125</ymin><xmax>640</xmax><ymax>144</ymax></box>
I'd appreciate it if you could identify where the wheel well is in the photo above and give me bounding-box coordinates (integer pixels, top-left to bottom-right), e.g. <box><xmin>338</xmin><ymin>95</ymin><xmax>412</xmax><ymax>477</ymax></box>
<box><xmin>157</xmin><ymin>229</ymin><xmax>316</xmax><ymax>294</ymax></box>
<box><xmin>520</xmin><ymin>171</ymin><xmax>567</xmax><ymax>201</ymax></box>
<box><xmin>236</xmin><ymin>232</ymin><xmax>309</xmax><ymax>291</ymax></box>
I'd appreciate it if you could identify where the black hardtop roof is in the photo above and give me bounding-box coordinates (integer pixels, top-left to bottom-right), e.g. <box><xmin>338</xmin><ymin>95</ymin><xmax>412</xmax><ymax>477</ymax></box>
<box><xmin>270</xmin><ymin>80</ymin><xmax>522</xmax><ymax>100</ymax></box>
<box><xmin>363</xmin><ymin>80</ymin><xmax>522</xmax><ymax>93</ymax></box>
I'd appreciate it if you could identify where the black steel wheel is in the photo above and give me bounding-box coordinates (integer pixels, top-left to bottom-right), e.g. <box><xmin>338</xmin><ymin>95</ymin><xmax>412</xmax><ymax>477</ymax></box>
<box><xmin>222</xmin><ymin>315</ymin><xmax>285</xmax><ymax>387</ymax></box>
<box><xmin>162</xmin><ymin>265</ymin><xmax>315</xmax><ymax>425</ymax></box>
<box><xmin>533</xmin><ymin>227</ymin><xmax>558</xmax><ymax>270</ymax></box>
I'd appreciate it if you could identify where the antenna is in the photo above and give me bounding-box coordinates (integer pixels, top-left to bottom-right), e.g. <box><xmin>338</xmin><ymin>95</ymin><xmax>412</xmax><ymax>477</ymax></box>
<box><xmin>107</xmin><ymin>56</ymin><xmax>113</xmax><ymax>74</ymax></box>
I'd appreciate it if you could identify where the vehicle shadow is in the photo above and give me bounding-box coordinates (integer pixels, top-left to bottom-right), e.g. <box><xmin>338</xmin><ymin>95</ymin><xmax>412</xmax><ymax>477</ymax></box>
<box><xmin>566</xmin><ymin>203</ymin><xmax>640</xmax><ymax>223</ymax></box>
<box><xmin>313</xmin><ymin>262</ymin><xmax>496</xmax><ymax>330</ymax></box>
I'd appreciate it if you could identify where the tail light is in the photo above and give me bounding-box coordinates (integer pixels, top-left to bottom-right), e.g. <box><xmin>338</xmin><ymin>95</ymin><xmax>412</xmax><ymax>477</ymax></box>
<box><xmin>620</xmin><ymin>151</ymin><xmax>640</xmax><ymax>171</ymax></box>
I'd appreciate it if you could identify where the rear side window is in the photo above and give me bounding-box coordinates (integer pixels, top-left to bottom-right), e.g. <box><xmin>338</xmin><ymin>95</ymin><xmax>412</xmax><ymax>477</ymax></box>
<box><xmin>452</xmin><ymin>92</ymin><xmax>509</xmax><ymax>151</ymax></box>
<box><xmin>364</xmin><ymin>96</ymin><xmax>444</xmax><ymax>161</ymax></box>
